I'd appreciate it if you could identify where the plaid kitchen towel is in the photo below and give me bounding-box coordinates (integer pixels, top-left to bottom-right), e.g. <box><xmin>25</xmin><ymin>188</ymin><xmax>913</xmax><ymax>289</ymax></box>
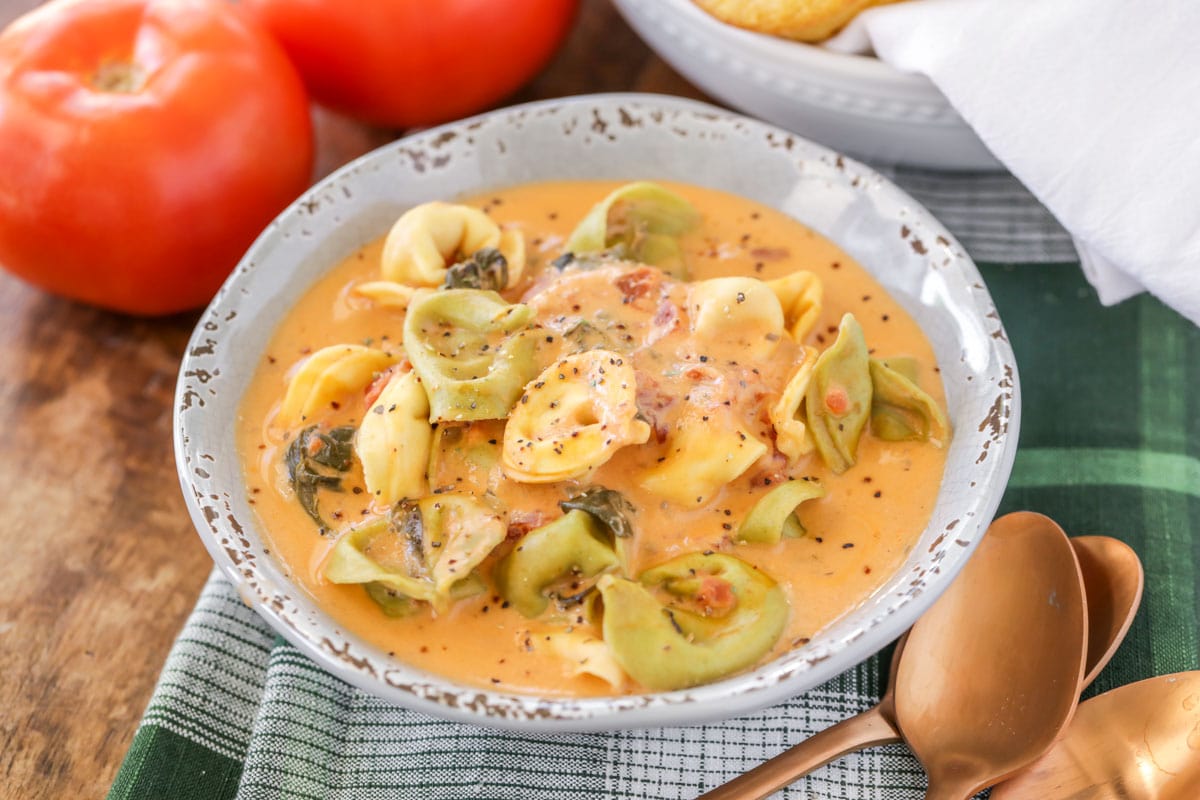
<box><xmin>109</xmin><ymin>168</ymin><xmax>1200</xmax><ymax>800</ymax></box>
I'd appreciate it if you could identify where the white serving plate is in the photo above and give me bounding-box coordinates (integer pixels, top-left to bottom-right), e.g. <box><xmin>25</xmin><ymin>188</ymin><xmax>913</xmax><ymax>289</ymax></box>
<box><xmin>613</xmin><ymin>0</ymin><xmax>1002</xmax><ymax>170</ymax></box>
<box><xmin>175</xmin><ymin>94</ymin><xmax>1018</xmax><ymax>731</ymax></box>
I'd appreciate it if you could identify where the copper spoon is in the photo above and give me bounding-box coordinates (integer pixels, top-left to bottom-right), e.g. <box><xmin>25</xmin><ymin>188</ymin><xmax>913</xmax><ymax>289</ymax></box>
<box><xmin>1071</xmin><ymin>535</ymin><xmax>1144</xmax><ymax>686</ymax></box>
<box><xmin>895</xmin><ymin>511</ymin><xmax>1088</xmax><ymax>800</ymax></box>
<box><xmin>697</xmin><ymin>530</ymin><xmax>1138</xmax><ymax>800</ymax></box>
<box><xmin>990</xmin><ymin>671</ymin><xmax>1200</xmax><ymax>799</ymax></box>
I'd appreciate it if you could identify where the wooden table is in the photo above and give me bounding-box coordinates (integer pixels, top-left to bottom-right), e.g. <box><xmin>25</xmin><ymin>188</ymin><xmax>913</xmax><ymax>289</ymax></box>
<box><xmin>0</xmin><ymin>2</ymin><xmax>704</xmax><ymax>796</ymax></box>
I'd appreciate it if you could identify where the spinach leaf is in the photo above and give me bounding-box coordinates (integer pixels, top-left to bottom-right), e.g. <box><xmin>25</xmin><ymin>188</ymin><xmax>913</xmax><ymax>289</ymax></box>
<box><xmin>444</xmin><ymin>247</ymin><xmax>508</xmax><ymax>291</ymax></box>
<box><xmin>560</xmin><ymin>487</ymin><xmax>636</xmax><ymax>540</ymax></box>
<box><xmin>285</xmin><ymin>425</ymin><xmax>357</xmax><ymax>533</ymax></box>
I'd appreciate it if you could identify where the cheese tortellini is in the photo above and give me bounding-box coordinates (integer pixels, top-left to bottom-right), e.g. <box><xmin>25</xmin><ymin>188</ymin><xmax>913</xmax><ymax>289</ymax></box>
<box><xmin>770</xmin><ymin>345</ymin><xmax>820</xmax><ymax>464</ymax></box>
<box><xmin>869</xmin><ymin>358</ymin><xmax>951</xmax><ymax>444</ymax></box>
<box><xmin>640</xmin><ymin>402</ymin><xmax>768</xmax><ymax>507</ymax></box>
<box><xmin>355</xmin><ymin>370</ymin><xmax>432</xmax><ymax>507</ymax></box>
<box><xmin>403</xmin><ymin>289</ymin><xmax>540</xmax><ymax>422</ymax></box>
<box><xmin>597</xmin><ymin>553</ymin><xmax>788</xmax><ymax>691</ymax></box>
<box><xmin>325</xmin><ymin>494</ymin><xmax>505</xmax><ymax>613</ymax></box>
<box><xmin>688</xmin><ymin>277</ymin><xmax>786</xmax><ymax>360</ymax></box>
<box><xmin>494</xmin><ymin>510</ymin><xmax>621</xmax><ymax>618</ymax></box>
<box><xmin>807</xmin><ymin>313</ymin><xmax>873</xmax><ymax>474</ymax></box>
<box><xmin>564</xmin><ymin>181</ymin><xmax>699</xmax><ymax>276</ymax></box>
<box><xmin>502</xmin><ymin>350</ymin><xmax>650</xmax><ymax>483</ymax></box>
<box><xmin>277</xmin><ymin>344</ymin><xmax>396</xmax><ymax>428</ymax></box>
<box><xmin>382</xmin><ymin>201</ymin><xmax>525</xmax><ymax>288</ymax></box>
<box><xmin>767</xmin><ymin>270</ymin><xmax>823</xmax><ymax>342</ymax></box>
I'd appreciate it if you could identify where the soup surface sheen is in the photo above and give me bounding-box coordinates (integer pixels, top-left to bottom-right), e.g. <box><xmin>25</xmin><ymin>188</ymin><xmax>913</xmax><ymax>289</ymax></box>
<box><xmin>237</xmin><ymin>180</ymin><xmax>949</xmax><ymax>696</ymax></box>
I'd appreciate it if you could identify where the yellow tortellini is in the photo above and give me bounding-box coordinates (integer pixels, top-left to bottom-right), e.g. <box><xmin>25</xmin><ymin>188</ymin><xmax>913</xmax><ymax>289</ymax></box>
<box><xmin>597</xmin><ymin>553</ymin><xmax>788</xmax><ymax>691</ymax></box>
<box><xmin>277</xmin><ymin>344</ymin><xmax>396</xmax><ymax>428</ymax></box>
<box><xmin>687</xmin><ymin>277</ymin><xmax>785</xmax><ymax>360</ymax></box>
<box><xmin>737</xmin><ymin>479</ymin><xmax>826</xmax><ymax>544</ymax></box>
<box><xmin>639</xmin><ymin>404</ymin><xmax>768</xmax><ymax>507</ymax></box>
<box><xmin>324</xmin><ymin>494</ymin><xmax>505</xmax><ymax>613</ymax></box>
<box><xmin>769</xmin><ymin>345</ymin><xmax>820</xmax><ymax>464</ymax></box>
<box><xmin>494</xmin><ymin>510</ymin><xmax>621</xmax><ymax>618</ymax></box>
<box><xmin>355</xmin><ymin>370</ymin><xmax>432</xmax><ymax>507</ymax></box>
<box><xmin>353</xmin><ymin>280</ymin><xmax>418</xmax><ymax>310</ymax></box>
<box><xmin>563</xmin><ymin>181</ymin><xmax>699</xmax><ymax>276</ymax></box>
<box><xmin>502</xmin><ymin>350</ymin><xmax>651</xmax><ymax>483</ymax></box>
<box><xmin>767</xmin><ymin>270</ymin><xmax>823</xmax><ymax>342</ymax></box>
<box><xmin>869</xmin><ymin>358</ymin><xmax>951</xmax><ymax>444</ymax></box>
<box><xmin>403</xmin><ymin>289</ymin><xmax>540</xmax><ymax>422</ymax></box>
<box><xmin>381</xmin><ymin>201</ymin><xmax>525</xmax><ymax>288</ymax></box>
<box><xmin>807</xmin><ymin>313</ymin><xmax>872</xmax><ymax>474</ymax></box>
<box><xmin>544</xmin><ymin>632</ymin><xmax>628</xmax><ymax>691</ymax></box>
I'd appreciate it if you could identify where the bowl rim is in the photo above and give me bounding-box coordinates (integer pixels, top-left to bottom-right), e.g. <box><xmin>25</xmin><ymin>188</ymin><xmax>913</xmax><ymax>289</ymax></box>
<box><xmin>621</xmin><ymin>0</ymin><xmax>948</xmax><ymax>99</ymax></box>
<box><xmin>174</xmin><ymin>92</ymin><xmax>1020</xmax><ymax>731</ymax></box>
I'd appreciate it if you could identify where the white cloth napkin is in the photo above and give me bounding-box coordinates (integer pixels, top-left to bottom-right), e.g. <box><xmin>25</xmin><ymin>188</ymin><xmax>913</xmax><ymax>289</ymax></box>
<box><xmin>826</xmin><ymin>0</ymin><xmax>1200</xmax><ymax>327</ymax></box>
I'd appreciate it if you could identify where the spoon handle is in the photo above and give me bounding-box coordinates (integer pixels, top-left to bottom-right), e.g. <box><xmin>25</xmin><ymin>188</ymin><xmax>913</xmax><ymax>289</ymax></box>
<box><xmin>695</xmin><ymin>704</ymin><xmax>901</xmax><ymax>800</ymax></box>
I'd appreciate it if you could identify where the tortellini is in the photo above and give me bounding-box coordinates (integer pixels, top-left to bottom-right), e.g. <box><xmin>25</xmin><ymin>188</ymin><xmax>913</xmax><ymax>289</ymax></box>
<box><xmin>769</xmin><ymin>345</ymin><xmax>820</xmax><ymax>464</ymax></box>
<box><xmin>563</xmin><ymin>181</ymin><xmax>699</xmax><ymax>276</ymax></box>
<box><xmin>325</xmin><ymin>494</ymin><xmax>505</xmax><ymax>613</ymax></box>
<box><xmin>737</xmin><ymin>479</ymin><xmax>826</xmax><ymax>544</ymax></box>
<box><xmin>544</xmin><ymin>632</ymin><xmax>628</xmax><ymax>691</ymax></box>
<box><xmin>403</xmin><ymin>289</ymin><xmax>540</xmax><ymax>422</ymax></box>
<box><xmin>687</xmin><ymin>277</ymin><xmax>786</xmax><ymax>360</ymax></box>
<box><xmin>767</xmin><ymin>270</ymin><xmax>823</xmax><ymax>342</ymax></box>
<box><xmin>277</xmin><ymin>344</ymin><xmax>396</xmax><ymax>428</ymax></box>
<box><xmin>502</xmin><ymin>350</ymin><xmax>650</xmax><ymax>483</ymax></box>
<box><xmin>355</xmin><ymin>370</ymin><xmax>433</xmax><ymax>507</ymax></box>
<box><xmin>807</xmin><ymin>313</ymin><xmax>872</xmax><ymax>474</ymax></box>
<box><xmin>639</xmin><ymin>404</ymin><xmax>768</xmax><ymax>507</ymax></box>
<box><xmin>354</xmin><ymin>280</ymin><xmax>418</xmax><ymax>310</ymax></box>
<box><xmin>381</xmin><ymin>201</ymin><xmax>525</xmax><ymax>288</ymax></box>
<box><xmin>494</xmin><ymin>510</ymin><xmax>621</xmax><ymax>618</ymax></box>
<box><xmin>869</xmin><ymin>358</ymin><xmax>951</xmax><ymax>444</ymax></box>
<box><xmin>597</xmin><ymin>553</ymin><xmax>788</xmax><ymax>691</ymax></box>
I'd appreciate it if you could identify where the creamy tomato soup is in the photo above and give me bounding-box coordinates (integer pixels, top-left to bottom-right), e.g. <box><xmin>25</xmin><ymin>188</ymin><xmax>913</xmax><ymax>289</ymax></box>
<box><xmin>238</xmin><ymin>180</ymin><xmax>949</xmax><ymax>696</ymax></box>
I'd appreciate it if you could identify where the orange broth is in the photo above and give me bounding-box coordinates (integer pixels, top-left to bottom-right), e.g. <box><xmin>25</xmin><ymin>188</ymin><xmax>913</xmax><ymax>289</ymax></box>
<box><xmin>237</xmin><ymin>180</ymin><xmax>948</xmax><ymax>696</ymax></box>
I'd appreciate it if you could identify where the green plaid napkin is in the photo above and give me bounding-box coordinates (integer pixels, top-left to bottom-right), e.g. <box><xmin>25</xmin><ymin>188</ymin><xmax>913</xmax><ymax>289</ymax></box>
<box><xmin>109</xmin><ymin>171</ymin><xmax>1199</xmax><ymax>800</ymax></box>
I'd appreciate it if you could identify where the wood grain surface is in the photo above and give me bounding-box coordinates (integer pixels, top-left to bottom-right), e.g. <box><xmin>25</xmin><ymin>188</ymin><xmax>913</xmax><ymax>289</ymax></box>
<box><xmin>0</xmin><ymin>1</ymin><xmax>706</xmax><ymax>797</ymax></box>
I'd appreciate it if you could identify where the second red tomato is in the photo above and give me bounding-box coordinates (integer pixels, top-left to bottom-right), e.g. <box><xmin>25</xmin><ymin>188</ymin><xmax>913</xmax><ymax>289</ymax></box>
<box><xmin>243</xmin><ymin>0</ymin><xmax>579</xmax><ymax>128</ymax></box>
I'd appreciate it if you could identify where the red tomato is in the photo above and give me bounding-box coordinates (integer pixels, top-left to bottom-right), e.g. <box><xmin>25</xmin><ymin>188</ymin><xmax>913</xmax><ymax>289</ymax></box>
<box><xmin>243</xmin><ymin>0</ymin><xmax>578</xmax><ymax>128</ymax></box>
<box><xmin>0</xmin><ymin>0</ymin><xmax>314</xmax><ymax>315</ymax></box>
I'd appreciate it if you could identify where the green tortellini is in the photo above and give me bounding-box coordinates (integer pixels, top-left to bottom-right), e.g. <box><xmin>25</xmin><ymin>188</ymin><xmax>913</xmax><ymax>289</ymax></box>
<box><xmin>355</xmin><ymin>370</ymin><xmax>433</xmax><ymax>507</ymax></box>
<box><xmin>563</xmin><ymin>181</ymin><xmax>699</xmax><ymax>276</ymax></box>
<box><xmin>737</xmin><ymin>479</ymin><xmax>826</xmax><ymax>544</ymax></box>
<box><xmin>325</xmin><ymin>494</ymin><xmax>505</xmax><ymax>614</ymax></box>
<box><xmin>806</xmin><ymin>313</ymin><xmax>872</xmax><ymax>474</ymax></box>
<box><xmin>403</xmin><ymin>289</ymin><xmax>540</xmax><ymax>423</ymax></box>
<box><xmin>687</xmin><ymin>277</ymin><xmax>786</xmax><ymax>360</ymax></box>
<box><xmin>597</xmin><ymin>553</ymin><xmax>788</xmax><ymax>691</ymax></box>
<box><xmin>869</xmin><ymin>359</ymin><xmax>951</xmax><ymax>444</ymax></box>
<box><xmin>494</xmin><ymin>510</ymin><xmax>621</xmax><ymax>618</ymax></box>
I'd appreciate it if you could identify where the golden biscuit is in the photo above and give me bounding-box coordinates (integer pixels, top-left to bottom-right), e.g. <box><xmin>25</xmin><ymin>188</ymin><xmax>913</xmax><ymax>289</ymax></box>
<box><xmin>694</xmin><ymin>0</ymin><xmax>899</xmax><ymax>42</ymax></box>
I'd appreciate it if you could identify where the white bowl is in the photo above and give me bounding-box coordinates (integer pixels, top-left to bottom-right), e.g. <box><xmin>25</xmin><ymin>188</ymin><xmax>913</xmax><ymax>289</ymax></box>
<box><xmin>613</xmin><ymin>0</ymin><xmax>1002</xmax><ymax>170</ymax></box>
<box><xmin>175</xmin><ymin>94</ymin><xmax>1019</xmax><ymax>731</ymax></box>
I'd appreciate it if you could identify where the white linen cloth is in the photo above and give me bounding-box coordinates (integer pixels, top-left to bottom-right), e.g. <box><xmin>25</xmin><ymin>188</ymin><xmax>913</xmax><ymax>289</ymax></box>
<box><xmin>827</xmin><ymin>0</ymin><xmax>1200</xmax><ymax>327</ymax></box>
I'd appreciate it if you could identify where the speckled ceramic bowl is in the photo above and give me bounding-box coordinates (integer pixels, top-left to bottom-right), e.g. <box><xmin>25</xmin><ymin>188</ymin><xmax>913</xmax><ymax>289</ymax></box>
<box><xmin>175</xmin><ymin>94</ymin><xmax>1019</xmax><ymax>731</ymax></box>
<box><xmin>613</xmin><ymin>0</ymin><xmax>1002</xmax><ymax>170</ymax></box>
